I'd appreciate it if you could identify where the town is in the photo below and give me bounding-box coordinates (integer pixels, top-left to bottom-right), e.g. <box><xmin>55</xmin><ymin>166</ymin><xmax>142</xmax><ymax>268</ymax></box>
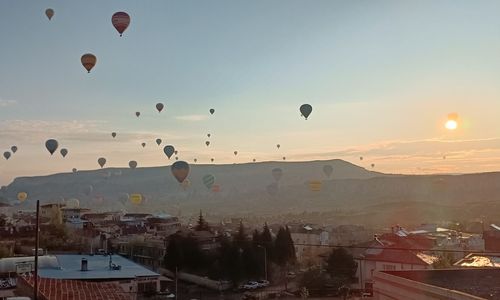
<box><xmin>0</xmin><ymin>200</ymin><xmax>499</xmax><ymax>299</ymax></box>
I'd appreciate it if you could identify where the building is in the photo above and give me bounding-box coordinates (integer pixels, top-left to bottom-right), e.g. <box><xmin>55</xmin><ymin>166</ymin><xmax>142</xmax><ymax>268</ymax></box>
<box><xmin>373</xmin><ymin>269</ymin><xmax>500</xmax><ymax>299</ymax></box>
<box><xmin>484</xmin><ymin>224</ymin><xmax>500</xmax><ymax>252</ymax></box>
<box><xmin>116</xmin><ymin>236</ymin><xmax>166</xmax><ymax>270</ymax></box>
<box><xmin>40</xmin><ymin>203</ymin><xmax>63</xmax><ymax>225</ymax></box>
<box><xmin>61</xmin><ymin>207</ymin><xmax>91</xmax><ymax>221</ymax></box>
<box><xmin>289</xmin><ymin>225</ymin><xmax>330</xmax><ymax>267</ymax></box>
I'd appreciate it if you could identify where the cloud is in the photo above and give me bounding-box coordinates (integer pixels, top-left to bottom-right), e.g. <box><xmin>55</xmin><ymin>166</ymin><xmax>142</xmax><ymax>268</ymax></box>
<box><xmin>175</xmin><ymin>115</ymin><xmax>208</xmax><ymax>122</ymax></box>
<box><xmin>0</xmin><ymin>99</ymin><xmax>17</xmax><ymax>107</ymax></box>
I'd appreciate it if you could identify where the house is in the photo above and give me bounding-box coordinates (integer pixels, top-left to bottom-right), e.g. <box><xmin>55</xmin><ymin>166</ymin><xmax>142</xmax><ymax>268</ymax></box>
<box><xmin>484</xmin><ymin>224</ymin><xmax>500</xmax><ymax>252</ymax></box>
<box><xmin>40</xmin><ymin>203</ymin><xmax>63</xmax><ymax>225</ymax></box>
<box><xmin>351</xmin><ymin>230</ymin><xmax>438</xmax><ymax>293</ymax></box>
<box><xmin>61</xmin><ymin>207</ymin><xmax>91</xmax><ymax>221</ymax></box>
<box><xmin>373</xmin><ymin>268</ymin><xmax>500</xmax><ymax>299</ymax></box>
<box><xmin>289</xmin><ymin>225</ymin><xmax>330</xmax><ymax>267</ymax></box>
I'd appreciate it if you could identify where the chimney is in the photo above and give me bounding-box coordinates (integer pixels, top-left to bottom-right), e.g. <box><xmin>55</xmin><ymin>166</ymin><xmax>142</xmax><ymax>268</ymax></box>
<box><xmin>81</xmin><ymin>258</ymin><xmax>88</xmax><ymax>271</ymax></box>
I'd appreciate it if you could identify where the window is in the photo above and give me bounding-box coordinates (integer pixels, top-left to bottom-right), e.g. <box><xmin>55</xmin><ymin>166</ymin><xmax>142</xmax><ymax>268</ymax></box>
<box><xmin>382</xmin><ymin>264</ymin><xmax>396</xmax><ymax>271</ymax></box>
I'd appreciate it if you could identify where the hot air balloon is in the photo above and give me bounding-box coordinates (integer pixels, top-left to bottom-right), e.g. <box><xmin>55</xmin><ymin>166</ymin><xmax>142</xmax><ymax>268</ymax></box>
<box><xmin>234</xmin><ymin>151</ymin><xmax>238</xmax><ymax>156</ymax></box>
<box><xmin>129</xmin><ymin>160</ymin><xmax>137</xmax><ymax>169</ymax></box>
<box><xmin>212</xmin><ymin>184</ymin><xmax>221</xmax><ymax>193</ymax></box>
<box><xmin>130</xmin><ymin>193</ymin><xmax>142</xmax><ymax>205</ymax></box>
<box><xmin>163</xmin><ymin>145</ymin><xmax>175</xmax><ymax>159</ymax></box>
<box><xmin>371</xmin><ymin>163</ymin><xmax>375</xmax><ymax>168</ymax></box>
<box><xmin>171</xmin><ymin>161</ymin><xmax>190</xmax><ymax>183</ymax></box>
<box><xmin>72</xmin><ymin>168</ymin><xmax>77</xmax><ymax>173</ymax></box>
<box><xmin>81</xmin><ymin>53</ymin><xmax>97</xmax><ymax>73</ymax></box>
<box><xmin>272</xmin><ymin>168</ymin><xmax>283</xmax><ymax>181</ymax></box>
<box><xmin>111</xmin><ymin>12</ymin><xmax>130</xmax><ymax>37</ymax></box>
<box><xmin>84</xmin><ymin>185</ymin><xmax>93</xmax><ymax>196</ymax></box>
<box><xmin>136</xmin><ymin>112</ymin><xmax>140</xmax><ymax>117</ymax></box>
<box><xmin>156</xmin><ymin>103</ymin><xmax>164</xmax><ymax>112</ymax></box>
<box><xmin>282</xmin><ymin>157</ymin><xmax>286</xmax><ymax>161</ymax></box>
<box><xmin>45</xmin><ymin>139</ymin><xmax>59</xmax><ymax>155</ymax></box>
<box><xmin>112</xmin><ymin>132</ymin><xmax>117</xmax><ymax>138</ymax></box>
<box><xmin>98</xmin><ymin>157</ymin><xmax>107</xmax><ymax>168</ymax></box>
<box><xmin>277</xmin><ymin>144</ymin><xmax>280</xmax><ymax>149</ymax></box>
<box><xmin>308</xmin><ymin>180</ymin><xmax>322</xmax><ymax>192</ymax></box>
<box><xmin>141</xmin><ymin>142</ymin><xmax>146</xmax><ymax>148</ymax></box>
<box><xmin>205</xmin><ymin>141</ymin><xmax>210</xmax><ymax>147</ymax></box>
<box><xmin>17</xmin><ymin>192</ymin><xmax>28</xmax><ymax>202</ymax></box>
<box><xmin>209</xmin><ymin>109</ymin><xmax>215</xmax><ymax>115</ymax></box>
<box><xmin>300</xmin><ymin>104</ymin><xmax>312</xmax><ymax>120</ymax></box>
<box><xmin>45</xmin><ymin>8</ymin><xmax>54</xmax><ymax>20</ymax></box>
<box><xmin>156</xmin><ymin>138</ymin><xmax>162</xmax><ymax>146</ymax></box>
<box><xmin>11</xmin><ymin>146</ymin><xmax>17</xmax><ymax>153</ymax></box>
<box><xmin>202</xmin><ymin>174</ymin><xmax>215</xmax><ymax>189</ymax></box>
<box><xmin>360</xmin><ymin>156</ymin><xmax>363</xmax><ymax>161</ymax></box>
<box><xmin>323</xmin><ymin>165</ymin><xmax>333</xmax><ymax>178</ymax></box>
<box><xmin>175</xmin><ymin>157</ymin><xmax>179</xmax><ymax>161</ymax></box>
<box><xmin>174</xmin><ymin>150</ymin><xmax>178</xmax><ymax>155</ymax></box>
<box><xmin>253</xmin><ymin>159</ymin><xmax>256</xmax><ymax>162</ymax></box>
<box><xmin>266</xmin><ymin>182</ymin><xmax>279</xmax><ymax>196</ymax></box>
<box><xmin>60</xmin><ymin>148</ymin><xmax>68</xmax><ymax>158</ymax></box>
<box><xmin>194</xmin><ymin>158</ymin><xmax>198</xmax><ymax>163</ymax></box>
<box><xmin>211</xmin><ymin>158</ymin><xmax>214</xmax><ymax>162</ymax></box>
<box><xmin>3</xmin><ymin>152</ymin><xmax>11</xmax><ymax>160</ymax></box>
<box><xmin>207</xmin><ymin>133</ymin><xmax>211</xmax><ymax>138</ymax></box>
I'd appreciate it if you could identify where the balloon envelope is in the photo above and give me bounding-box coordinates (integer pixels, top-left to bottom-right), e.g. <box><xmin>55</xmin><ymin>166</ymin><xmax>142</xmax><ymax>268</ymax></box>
<box><xmin>3</xmin><ymin>152</ymin><xmax>11</xmax><ymax>160</ymax></box>
<box><xmin>45</xmin><ymin>8</ymin><xmax>54</xmax><ymax>20</ymax></box>
<box><xmin>300</xmin><ymin>104</ymin><xmax>312</xmax><ymax>120</ymax></box>
<box><xmin>17</xmin><ymin>192</ymin><xmax>28</xmax><ymax>202</ymax></box>
<box><xmin>205</xmin><ymin>141</ymin><xmax>210</xmax><ymax>146</ymax></box>
<box><xmin>202</xmin><ymin>174</ymin><xmax>216</xmax><ymax>189</ymax></box>
<box><xmin>156</xmin><ymin>103</ymin><xmax>164</xmax><ymax>112</ymax></box>
<box><xmin>129</xmin><ymin>160</ymin><xmax>137</xmax><ymax>169</ymax></box>
<box><xmin>163</xmin><ymin>145</ymin><xmax>175</xmax><ymax>159</ymax></box>
<box><xmin>323</xmin><ymin>165</ymin><xmax>333</xmax><ymax>178</ymax></box>
<box><xmin>98</xmin><ymin>157</ymin><xmax>107</xmax><ymax>168</ymax></box>
<box><xmin>209</xmin><ymin>109</ymin><xmax>215</xmax><ymax>115</ymax></box>
<box><xmin>141</xmin><ymin>143</ymin><xmax>146</xmax><ymax>148</ymax></box>
<box><xmin>112</xmin><ymin>132</ymin><xmax>117</xmax><ymax>138</ymax></box>
<box><xmin>45</xmin><ymin>139</ymin><xmax>59</xmax><ymax>155</ymax></box>
<box><xmin>130</xmin><ymin>194</ymin><xmax>142</xmax><ymax>205</ymax></box>
<box><xmin>81</xmin><ymin>53</ymin><xmax>97</xmax><ymax>73</ymax></box>
<box><xmin>11</xmin><ymin>146</ymin><xmax>17</xmax><ymax>153</ymax></box>
<box><xmin>156</xmin><ymin>138</ymin><xmax>162</xmax><ymax>146</ymax></box>
<box><xmin>136</xmin><ymin>112</ymin><xmax>140</xmax><ymax>117</ymax></box>
<box><xmin>272</xmin><ymin>168</ymin><xmax>283</xmax><ymax>181</ymax></box>
<box><xmin>111</xmin><ymin>12</ymin><xmax>130</xmax><ymax>36</ymax></box>
<box><xmin>234</xmin><ymin>151</ymin><xmax>238</xmax><ymax>156</ymax></box>
<box><xmin>60</xmin><ymin>148</ymin><xmax>68</xmax><ymax>158</ymax></box>
<box><xmin>171</xmin><ymin>161</ymin><xmax>190</xmax><ymax>183</ymax></box>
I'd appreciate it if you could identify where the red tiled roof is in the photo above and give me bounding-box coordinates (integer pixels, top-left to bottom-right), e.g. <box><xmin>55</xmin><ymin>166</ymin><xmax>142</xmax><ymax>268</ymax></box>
<box><xmin>21</xmin><ymin>276</ymin><xmax>130</xmax><ymax>300</ymax></box>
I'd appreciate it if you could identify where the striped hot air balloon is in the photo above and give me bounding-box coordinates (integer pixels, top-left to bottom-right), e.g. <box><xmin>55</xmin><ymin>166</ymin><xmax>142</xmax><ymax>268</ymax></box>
<box><xmin>112</xmin><ymin>12</ymin><xmax>130</xmax><ymax>36</ymax></box>
<box><xmin>202</xmin><ymin>174</ymin><xmax>215</xmax><ymax>189</ymax></box>
<box><xmin>308</xmin><ymin>180</ymin><xmax>322</xmax><ymax>192</ymax></box>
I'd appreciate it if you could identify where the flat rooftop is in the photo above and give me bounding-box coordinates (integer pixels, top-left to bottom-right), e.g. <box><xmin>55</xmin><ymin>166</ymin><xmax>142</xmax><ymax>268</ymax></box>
<box><xmin>39</xmin><ymin>254</ymin><xmax>159</xmax><ymax>280</ymax></box>
<box><xmin>384</xmin><ymin>268</ymin><xmax>500</xmax><ymax>299</ymax></box>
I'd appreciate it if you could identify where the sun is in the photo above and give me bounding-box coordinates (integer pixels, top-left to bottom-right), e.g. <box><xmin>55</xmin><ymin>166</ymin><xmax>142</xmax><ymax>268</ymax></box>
<box><xmin>445</xmin><ymin>119</ymin><xmax>458</xmax><ymax>130</ymax></box>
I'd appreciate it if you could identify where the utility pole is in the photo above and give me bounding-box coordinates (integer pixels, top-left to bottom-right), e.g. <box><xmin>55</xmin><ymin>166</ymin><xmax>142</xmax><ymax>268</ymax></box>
<box><xmin>257</xmin><ymin>245</ymin><xmax>267</xmax><ymax>281</ymax></box>
<box><xmin>175</xmin><ymin>266</ymin><xmax>178</xmax><ymax>300</ymax></box>
<box><xmin>34</xmin><ymin>200</ymin><xmax>40</xmax><ymax>300</ymax></box>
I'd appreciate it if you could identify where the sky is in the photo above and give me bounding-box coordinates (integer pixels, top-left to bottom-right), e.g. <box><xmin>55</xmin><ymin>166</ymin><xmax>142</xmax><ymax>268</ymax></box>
<box><xmin>2</xmin><ymin>0</ymin><xmax>500</xmax><ymax>185</ymax></box>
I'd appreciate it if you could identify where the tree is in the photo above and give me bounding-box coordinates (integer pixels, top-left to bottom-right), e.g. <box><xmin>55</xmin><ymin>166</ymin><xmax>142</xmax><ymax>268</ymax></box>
<box><xmin>260</xmin><ymin>223</ymin><xmax>274</xmax><ymax>262</ymax></box>
<box><xmin>433</xmin><ymin>252</ymin><xmax>454</xmax><ymax>269</ymax></box>
<box><xmin>195</xmin><ymin>210</ymin><xmax>210</xmax><ymax>231</ymax></box>
<box><xmin>274</xmin><ymin>226</ymin><xmax>296</xmax><ymax>266</ymax></box>
<box><xmin>325</xmin><ymin>248</ymin><xmax>357</xmax><ymax>284</ymax></box>
<box><xmin>299</xmin><ymin>268</ymin><xmax>329</xmax><ymax>296</ymax></box>
<box><xmin>164</xmin><ymin>234</ymin><xmax>184</xmax><ymax>271</ymax></box>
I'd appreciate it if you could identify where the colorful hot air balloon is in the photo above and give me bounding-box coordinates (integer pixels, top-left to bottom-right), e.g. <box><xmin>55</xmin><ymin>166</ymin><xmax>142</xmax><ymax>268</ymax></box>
<box><xmin>111</xmin><ymin>12</ymin><xmax>130</xmax><ymax>37</ymax></box>
<box><xmin>202</xmin><ymin>174</ymin><xmax>215</xmax><ymax>189</ymax></box>
<box><xmin>163</xmin><ymin>145</ymin><xmax>175</xmax><ymax>159</ymax></box>
<box><xmin>323</xmin><ymin>165</ymin><xmax>333</xmax><ymax>178</ymax></box>
<box><xmin>171</xmin><ymin>161</ymin><xmax>190</xmax><ymax>183</ymax></box>
<box><xmin>300</xmin><ymin>104</ymin><xmax>312</xmax><ymax>120</ymax></box>
<box><xmin>60</xmin><ymin>148</ymin><xmax>68</xmax><ymax>158</ymax></box>
<box><xmin>156</xmin><ymin>138</ymin><xmax>162</xmax><ymax>146</ymax></box>
<box><xmin>45</xmin><ymin>139</ymin><xmax>59</xmax><ymax>155</ymax></box>
<box><xmin>141</xmin><ymin>142</ymin><xmax>146</xmax><ymax>148</ymax></box>
<box><xmin>136</xmin><ymin>112</ymin><xmax>141</xmax><ymax>117</ymax></box>
<box><xmin>11</xmin><ymin>146</ymin><xmax>17</xmax><ymax>153</ymax></box>
<box><xmin>156</xmin><ymin>103</ymin><xmax>164</xmax><ymax>112</ymax></box>
<box><xmin>3</xmin><ymin>152</ymin><xmax>11</xmax><ymax>160</ymax></box>
<box><xmin>81</xmin><ymin>53</ymin><xmax>97</xmax><ymax>73</ymax></box>
<box><xmin>129</xmin><ymin>160</ymin><xmax>137</xmax><ymax>169</ymax></box>
<box><xmin>17</xmin><ymin>192</ymin><xmax>28</xmax><ymax>202</ymax></box>
<box><xmin>98</xmin><ymin>157</ymin><xmax>107</xmax><ymax>168</ymax></box>
<box><xmin>272</xmin><ymin>168</ymin><xmax>283</xmax><ymax>181</ymax></box>
<box><xmin>112</xmin><ymin>132</ymin><xmax>117</xmax><ymax>138</ymax></box>
<box><xmin>130</xmin><ymin>193</ymin><xmax>143</xmax><ymax>205</ymax></box>
<box><xmin>209</xmin><ymin>109</ymin><xmax>215</xmax><ymax>115</ymax></box>
<box><xmin>45</xmin><ymin>8</ymin><xmax>54</xmax><ymax>20</ymax></box>
<box><xmin>205</xmin><ymin>141</ymin><xmax>210</xmax><ymax>146</ymax></box>
<box><xmin>308</xmin><ymin>180</ymin><xmax>322</xmax><ymax>192</ymax></box>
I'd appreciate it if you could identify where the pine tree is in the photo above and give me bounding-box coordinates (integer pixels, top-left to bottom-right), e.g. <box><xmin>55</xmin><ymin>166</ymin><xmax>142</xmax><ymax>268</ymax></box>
<box><xmin>195</xmin><ymin>210</ymin><xmax>210</xmax><ymax>231</ymax></box>
<box><xmin>285</xmin><ymin>226</ymin><xmax>296</xmax><ymax>264</ymax></box>
<box><xmin>164</xmin><ymin>234</ymin><xmax>183</xmax><ymax>271</ymax></box>
<box><xmin>261</xmin><ymin>223</ymin><xmax>274</xmax><ymax>262</ymax></box>
<box><xmin>325</xmin><ymin>247</ymin><xmax>357</xmax><ymax>282</ymax></box>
